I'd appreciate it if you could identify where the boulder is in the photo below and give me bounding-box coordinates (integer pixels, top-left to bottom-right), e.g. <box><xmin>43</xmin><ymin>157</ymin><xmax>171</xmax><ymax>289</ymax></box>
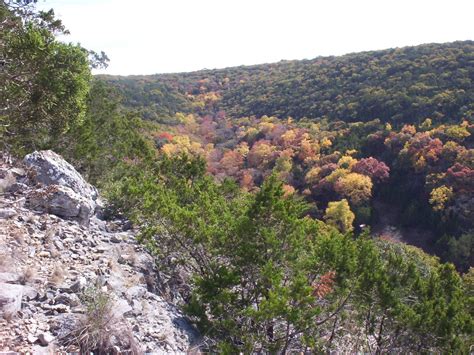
<box><xmin>0</xmin><ymin>208</ymin><xmax>17</xmax><ymax>219</ymax></box>
<box><xmin>0</xmin><ymin>283</ymin><xmax>24</xmax><ymax>317</ymax></box>
<box><xmin>23</xmin><ymin>150</ymin><xmax>98</xmax><ymax>201</ymax></box>
<box><xmin>0</xmin><ymin>169</ymin><xmax>17</xmax><ymax>193</ymax></box>
<box><xmin>0</xmin><ymin>272</ymin><xmax>20</xmax><ymax>283</ymax></box>
<box><xmin>37</xmin><ymin>332</ymin><xmax>55</xmax><ymax>346</ymax></box>
<box><xmin>26</xmin><ymin>185</ymin><xmax>94</xmax><ymax>223</ymax></box>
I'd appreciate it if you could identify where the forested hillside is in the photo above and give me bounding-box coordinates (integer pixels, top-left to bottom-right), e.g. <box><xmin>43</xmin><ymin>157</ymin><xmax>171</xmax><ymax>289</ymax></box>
<box><xmin>1</xmin><ymin>1</ymin><xmax>473</xmax><ymax>353</ymax></box>
<box><xmin>101</xmin><ymin>41</ymin><xmax>474</xmax><ymax>125</ymax></box>
<box><xmin>101</xmin><ymin>42</ymin><xmax>474</xmax><ymax>271</ymax></box>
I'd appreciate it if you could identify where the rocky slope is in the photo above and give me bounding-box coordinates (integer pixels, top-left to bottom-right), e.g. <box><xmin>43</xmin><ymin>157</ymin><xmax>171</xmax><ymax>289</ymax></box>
<box><xmin>0</xmin><ymin>151</ymin><xmax>200</xmax><ymax>353</ymax></box>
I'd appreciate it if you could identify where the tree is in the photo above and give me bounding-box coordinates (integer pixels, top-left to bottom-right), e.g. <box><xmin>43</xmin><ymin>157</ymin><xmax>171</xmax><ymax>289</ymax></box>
<box><xmin>247</xmin><ymin>139</ymin><xmax>276</xmax><ymax>168</ymax></box>
<box><xmin>324</xmin><ymin>199</ymin><xmax>355</xmax><ymax>233</ymax></box>
<box><xmin>334</xmin><ymin>173</ymin><xmax>373</xmax><ymax>205</ymax></box>
<box><xmin>1</xmin><ymin>2</ymin><xmax>91</xmax><ymax>152</ymax></box>
<box><xmin>429</xmin><ymin>185</ymin><xmax>453</xmax><ymax>211</ymax></box>
<box><xmin>352</xmin><ymin>157</ymin><xmax>390</xmax><ymax>183</ymax></box>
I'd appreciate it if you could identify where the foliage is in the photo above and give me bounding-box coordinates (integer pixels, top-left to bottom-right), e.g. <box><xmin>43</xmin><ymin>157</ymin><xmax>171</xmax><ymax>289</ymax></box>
<box><xmin>106</xmin><ymin>154</ymin><xmax>472</xmax><ymax>352</ymax></box>
<box><xmin>61</xmin><ymin>80</ymin><xmax>155</xmax><ymax>185</ymax></box>
<box><xmin>324</xmin><ymin>199</ymin><xmax>355</xmax><ymax>233</ymax></box>
<box><xmin>1</xmin><ymin>2</ymin><xmax>91</xmax><ymax>153</ymax></box>
<box><xmin>2</xmin><ymin>4</ymin><xmax>472</xmax><ymax>350</ymax></box>
<box><xmin>101</xmin><ymin>41</ymin><xmax>474</xmax><ymax>126</ymax></box>
<box><xmin>334</xmin><ymin>173</ymin><xmax>373</xmax><ymax>206</ymax></box>
<box><xmin>429</xmin><ymin>185</ymin><xmax>453</xmax><ymax>211</ymax></box>
<box><xmin>64</xmin><ymin>283</ymin><xmax>139</xmax><ymax>354</ymax></box>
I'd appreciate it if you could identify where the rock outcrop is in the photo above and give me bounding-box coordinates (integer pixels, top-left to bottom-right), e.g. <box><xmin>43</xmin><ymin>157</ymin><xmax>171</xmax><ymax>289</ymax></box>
<box><xmin>23</xmin><ymin>150</ymin><xmax>98</xmax><ymax>201</ymax></box>
<box><xmin>0</xmin><ymin>151</ymin><xmax>200</xmax><ymax>353</ymax></box>
<box><xmin>26</xmin><ymin>185</ymin><xmax>95</xmax><ymax>224</ymax></box>
<box><xmin>23</xmin><ymin>150</ymin><xmax>99</xmax><ymax>224</ymax></box>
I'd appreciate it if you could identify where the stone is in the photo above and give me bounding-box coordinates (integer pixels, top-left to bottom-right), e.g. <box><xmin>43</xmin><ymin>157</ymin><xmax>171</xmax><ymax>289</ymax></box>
<box><xmin>0</xmin><ymin>170</ymin><xmax>17</xmax><ymax>193</ymax></box>
<box><xmin>109</xmin><ymin>234</ymin><xmax>122</xmax><ymax>243</ymax></box>
<box><xmin>68</xmin><ymin>277</ymin><xmax>87</xmax><ymax>293</ymax></box>
<box><xmin>0</xmin><ymin>152</ymin><xmax>201</xmax><ymax>352</ymax></box>
<box><xmin>0</xmin><ymin>208</ymin><xmax>16</xmax><ymax>219</ymax></box>
<box><xmin>54</xmin><ymin>293</ymin><xmax>80</xmax><ymax>307</ymax></box>
<box><xmin>7</xmin><ymin>182</ymin><xmax>28</xmax><ymax>193</ymax></box>
<box><xmin>0</xmin><ymin>283</ymin><xmax>24</xmax><ymax>316</ymax></box>
<box><xmin>42</xmin><ymin>303</ymin><xmax>69</xmax><ymax>314</ymax></box>
<box><xmin>113</xmin><ymin>299</ymin><xmax>133</xmax><ymax>318</ymax></box>
<box><xmin>24</xmin><ymin>150</ymin><xmax>98</xmax><ymax>201</ymax></box>
<box><xmin>23</xmin><ymin>286</ymin><xmax>39</xmax><ymax>301</ymax></box>
<box><xmin>125</xmin><ymin>286</ymin><xmax>147</xmax><ymax>302</ymax></box>
<box><xmin>38</xmin><ymin>251</ymin><xmax>51</xmax><ymax>258</ymax></box>
<box><xmin>54</xmin><ymin>240</ymin><xmax>64</xmax><ymax>250</ymax></box>
<box><xmin>122</xmin><ymin>220</ymin><xmax>133</xmax><ymax>231</ymax></box>
<box><xmin>0</xmin><ymin>272</ymin><xmax>20</xmax><ymax>283</ymax></box>
<box><xmin>37</xmin><ymin>332</ymin><xmax>55</xmax><ymax>346</ymax></box>
<box><xmin>26</xmin><ymin>185</ymin><xmax>94</xmax><ymax>224</ymax></box>
<box><xmin>9</xmin><ymin>167</ymin><xmax>26</xmax><ymax>177</ymax></box>
<box><xmin>27</xmin><ymin>333</ymin><xmax>38</xmax><ymax>344</ymax></box>
<box><xmin>131</xmin><ymin>299</ymin><xmax>143</xmax><ymax>316</ymax></box>
<box><xmin>50</xmin><ymin>313</ymin><xmax>79</xmax><ymax>340</ymax></box>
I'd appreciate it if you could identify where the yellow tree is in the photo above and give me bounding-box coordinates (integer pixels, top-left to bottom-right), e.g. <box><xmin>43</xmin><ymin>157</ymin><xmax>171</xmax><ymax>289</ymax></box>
<box><xmin>334</xmin><ymin>173</ymin><xmax>373</xmax><ymax>205</ymax></box>
<box><xmin>324</xmin><ymin>199</ymin><xmax>355</xmax><ymax>233</ymax></box>
<box><xmin>429</xmin><ymin>185</ymin><xmax>453</xmax><ymax>211</ymax></box>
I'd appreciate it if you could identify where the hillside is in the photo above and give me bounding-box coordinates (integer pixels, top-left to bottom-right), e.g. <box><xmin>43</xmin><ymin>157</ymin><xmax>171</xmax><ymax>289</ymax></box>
<box><xmin>100</xmin><ymin>41</ymin><xmax>474</xmax><ymax>125</ymax></box>
<box><xmin>99</xmin><ymin>42</ymin><xmax>474</xmax><ymax>271</ymax></box>
<box><xmin>0</xmin><ymin>151</ymin><xmax>199</xmax><ymax>353</ymax></box>
<box><xmin>1</xmin><ymin>2</ymin><xmax>473</xmax><ymax>353</ymax></box>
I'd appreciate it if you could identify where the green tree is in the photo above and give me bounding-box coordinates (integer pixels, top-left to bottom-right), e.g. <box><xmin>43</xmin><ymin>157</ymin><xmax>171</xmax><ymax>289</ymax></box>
<box><xmin>1</xmin><ymin>2</ymin><xmax>91</xmax><ymax>152</ymax></box>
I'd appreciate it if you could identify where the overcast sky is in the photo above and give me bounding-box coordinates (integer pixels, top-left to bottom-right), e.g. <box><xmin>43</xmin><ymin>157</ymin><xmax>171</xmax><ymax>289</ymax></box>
<box><xmin>37</xmin><ymin>0</ymin><xmax>474</xmax><ymax>76</ymax></box>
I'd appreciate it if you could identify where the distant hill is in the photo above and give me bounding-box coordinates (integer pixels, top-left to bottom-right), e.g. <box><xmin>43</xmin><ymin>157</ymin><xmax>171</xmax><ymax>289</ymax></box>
<box><xmin>99</xmin><ymin>41</ymin><xmax>474</xmax><ymax>126</ymax></box>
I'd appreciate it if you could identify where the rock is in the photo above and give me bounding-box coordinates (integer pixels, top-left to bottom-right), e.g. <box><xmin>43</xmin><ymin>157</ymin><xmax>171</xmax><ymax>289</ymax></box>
<box><xmin>50</xmin><ymin>313</ymin><xmax>79</xmax><ymax>339</ymax></box>
<box><xmin>9</xmin><ymin>167</ymin><xmax>26</xmax><ymax>177</ymax></box>
<box><xmin>7</xmin><ymin>182</ymin><xmax>28</xmax><ymax>193</ymax></box>
<box><xmin>54</xmin><ymin>293</ymin><xmax>80</xmax><ymax>307</ymax></box>
<box><xmin>26</xmin><ymin>185</ymin><xmax>94</xmax><ymax>224</ymax></box>
<box><xmin>0</xmin><ymin>208</ymin><xmax>16</xmax><ymax>219</ymax></box>
<box><xmin>23</xmin><ymin>286</ymin><xmax>39</xmax><ymax>301</ymax></box>
<box><xmin>113</xmin><ymin>299</ymin><xmax>133</xmax><ymax>318</ymax></box>
<box><xmin>0</xmin><ymin>272</ymin><xmax>20</xmax><ymax>283</ymax></box>
<box><xmin>0</xmin><ymin>283</ymin><xmax>24</xmax><ymax>316</ymax></box>
<box><xmin>122</xmin><ymin>220</ymin><xmax>133</xmax><ymax>231</ymax></box>
<box><xmin>110</xmin><ymin>234</ymin><xmax>122</xmax><ymax>243</ymax></box>
<box><xmin>37</xmin><ymin>332</ymin><xmax>54</xmax><ymax>346</ymax></box>
<box><xmin>0</xmin><ymin>152</ymin><xmax>201</xmax><ymax>352</ymax></box>
<box><xmin>68</xmin><ymin>277</ymin><xmax>86</xmax><ymax>293</ymax></box>
<box><xmin>54</xmin><ymin>240</ymin><xmax>64</xmax><ymax>250</ymax></box>
<box><xmin>0</xmin><ymin>170</ymin><xmax>17</xmax><ymax>193</ymax></box>
<box><xmin>125</xmin><ymin>286</ymin><xmax>147</xmax><ymax>302</ymax></box>
<box><xmin>24</xmin><ymin>150</ymin><xmax>98</xmax><ymax>201</ymax></box>
<box><xmin>38</xmin><ymin>251</ymin><xmax>51</xmax><ymax>258</ymax></box>
<box><xmin>27</xmin><ymin>333</ymin><xmax>38</xmax><ymax>344</ymax></box>
<box><xmin>41</xmin><ymin>304</ymin><xmax>70</xmax><ymax>314</ymax></box>
<box><xmin>131</xmin><ymin>299</ymin><xmax>143</xmax><ymax>316</ymax></box>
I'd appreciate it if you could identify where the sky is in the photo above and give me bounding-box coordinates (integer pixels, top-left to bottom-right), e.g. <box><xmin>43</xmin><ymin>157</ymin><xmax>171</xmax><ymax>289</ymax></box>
<box><xmin>37</xmin><ymin>0</ymin><xmax>474</xmax><ymax>76</ymax></box>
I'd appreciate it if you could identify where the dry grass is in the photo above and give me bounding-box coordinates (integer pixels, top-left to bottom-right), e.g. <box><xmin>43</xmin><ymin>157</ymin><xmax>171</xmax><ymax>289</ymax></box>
<box><xmin>0</xmin><ymin>253</ymin><xmax>13</xmax><ymax>272</ymax></box>
<box><xmin>50</xmin><ymin>264</ymin><xmax>66</xmax><ymax>286</ymax></box>
<box><xmin>25</xmin><ymin>213</ymin><xmax>37</xmax><ymax>224</ymax></box>
<box><xmin>2</xmin><ymin>309</ymin><xmax>15</xmax><ymax>322</ymax></box>
<box><xmin>63</xmin><ymin>284</ymin><xmax>140</xmax><ymax>354</ymax></box>
<box><xmin>19</xmin><ymin>266</ymin><xmax>36</xmax><ymax>285</ymax></box>
<box><xmin>126</xmin><ymin>246</ymin><xmax>138</xmax><ymax>267</ymax></box>
<box><xmin>0</xmin><ymin>172</ymin><xmax>16</xmax><ymax>193</ymax></box>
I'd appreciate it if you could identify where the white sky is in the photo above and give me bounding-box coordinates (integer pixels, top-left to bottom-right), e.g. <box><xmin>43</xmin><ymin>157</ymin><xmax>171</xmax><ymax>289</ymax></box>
<box><xmin>37</xmin><ymin>0</ymin><xmax>474</xmax><ymax>76</ymax></box>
